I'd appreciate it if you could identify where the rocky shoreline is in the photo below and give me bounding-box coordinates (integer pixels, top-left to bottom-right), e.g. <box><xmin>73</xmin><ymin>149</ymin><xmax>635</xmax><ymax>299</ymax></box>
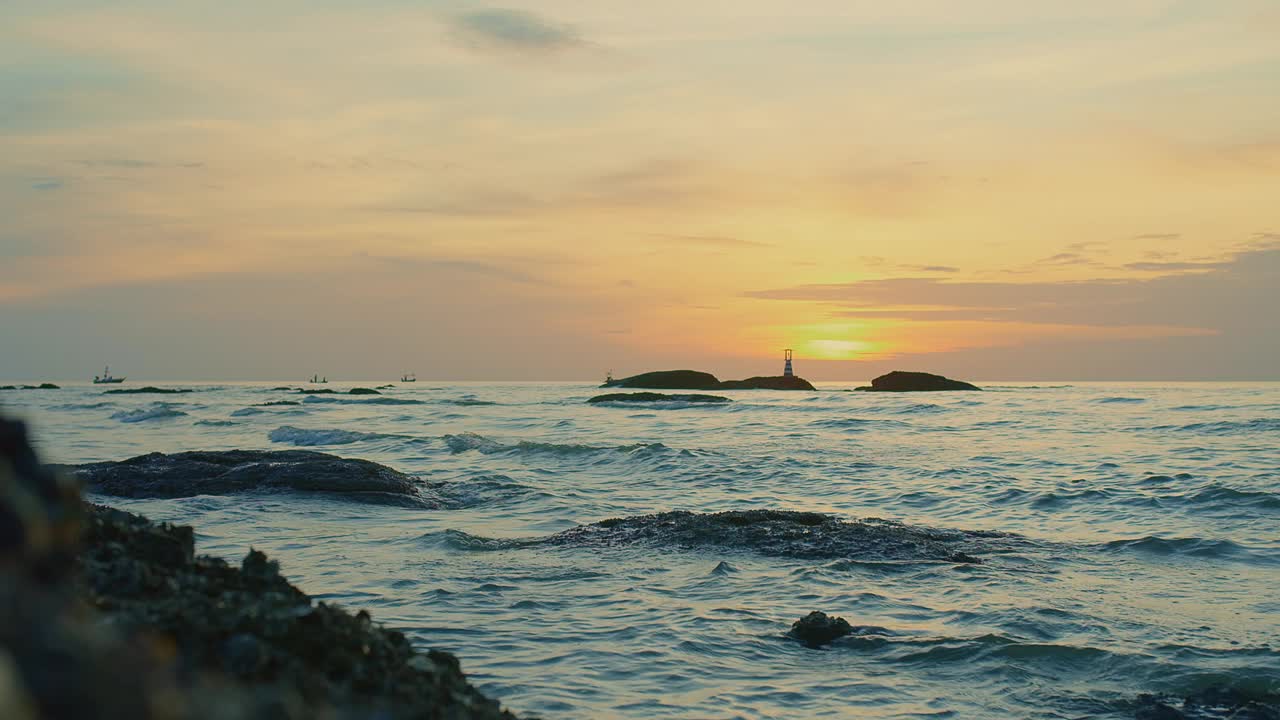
<box><xmin>0</xmin><ymin>416</ymin><xmax>521</xmax><ymax>720</ymax></box>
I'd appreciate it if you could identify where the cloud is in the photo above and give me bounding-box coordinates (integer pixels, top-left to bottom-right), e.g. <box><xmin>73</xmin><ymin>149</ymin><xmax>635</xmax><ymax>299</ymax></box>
<box><xmin>1132</xmin><ymin>232</ymin><xmax>1182</xmax><ymax>241</ymax></box>
<box><xmin>1122</xmin><ymin>261</ymin><xmax>1225</xmax><ymax>271</ymax></box>
<box><xmin>903</xmin><ymin>265</ymin><xmax>959</xmax><ymax>273</ymax></box>
<box><xmin>648</xmin><ymin>234</ymin><xmax>770</xmax><ymax>249</ymax></box>
<box><xmin>746</xmin><ymin>247</ymin><xmax>1279</xmax><ymax>334</ymax></box>
<box><xmin>450</xmin><ymin>9</ymin><xmax>585</xmax><ymax>54</ymax></box>
<box><xmin>30</xmin><ymin>178</ymin><xmax>64</xmax><ymax>190</ymax></box>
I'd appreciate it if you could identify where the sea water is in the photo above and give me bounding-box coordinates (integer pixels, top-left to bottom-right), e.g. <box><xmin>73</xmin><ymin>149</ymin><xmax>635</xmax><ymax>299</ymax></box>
<box><xmin>3</xmin><ymin>381</ymin><xmax>1278</xmax><ymax>718</ymax></box>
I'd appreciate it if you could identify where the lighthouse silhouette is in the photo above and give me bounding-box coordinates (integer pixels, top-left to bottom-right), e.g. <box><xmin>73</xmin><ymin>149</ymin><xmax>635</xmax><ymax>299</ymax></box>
<box><xmin>783</xmin><ymin>349</ymin><xmax>794</xmax><ymax>377</ymax></box>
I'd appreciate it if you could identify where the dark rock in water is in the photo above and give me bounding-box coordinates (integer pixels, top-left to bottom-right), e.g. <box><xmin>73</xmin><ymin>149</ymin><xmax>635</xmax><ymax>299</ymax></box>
<box><xmin>541</xmin><ymin>509</ymin><xmax>997</xmax><ymax>563</ymax></box>
<box><xmin>854</xmin><ymin>371</ymin><xmax>981</xmax><ymax>392</ymax></box>
<box><xmin>37</xmin><ymin>382</ymin><xmax>60</xmax><ymax>389</ymax></box>
<box><xmin>604</xmin><ymin>369</ymin><xmax>817</xmax><ymax>391</ymax></box>
<box><xmin>1135</xmin><ymin>687</ymin><xmax>1280</xmax><ymax>719</ymax></box>
<box><xmin>718</xmin><ymin>375</ymin><xmax>816</xmax><ymax>391</ymax></box>
<box><xmin>603</xmin><ymin>369</ymin><xmax>723</xmax><ymax>390</ymax></box>
<box><xmin>256</xmin><ymin>400</ymin><xmax>301</xmax><ymax>406</ymax></box>
<box><xmin>788</xmin><ymin>611</ymin><xmax>854</xmax><ymax>648</ymax></box>
<box><xmin>2</xmin><ymin>410</ymin><xmax>516</xmax><ymax>719</ymax></box>
<box><xmin>62</xmin><ymin>450</ymin><xmax>436</xmax><ymax>507</ymax></box>
<box><xmin>270</xmin><ymin>385</ymin><xmax>295</xmax><ymax>390</ymax></box>
<box><xmin>103</xmin><ymin>386</ymin><xmax>194</xmax><ymax>394</ymax></box>
<box><xmin>299</xmin><ymin>388</ymin><xmax>336</xmax><ymax>394</ymax></box>
<box><xmin>588</xmin><ymin>392</ymin><xmax>731</xmax><ymax>404</ymax></box>
<box><xmin>1</xmin><ymin>382</ymin><xmax>62</xmax><ymax>390</ymax></box>
<box><xmin>348</xmin><ymin>387</ymin><xmax>381</xmax><ymax>395</ymax></box>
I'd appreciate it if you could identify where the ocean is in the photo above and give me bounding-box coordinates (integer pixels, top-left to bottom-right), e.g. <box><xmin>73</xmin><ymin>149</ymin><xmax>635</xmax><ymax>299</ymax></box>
<box><xmin>3</xmin><ymin>380</ymin><xmax>1278</xmax><ymax>718</ymax></box>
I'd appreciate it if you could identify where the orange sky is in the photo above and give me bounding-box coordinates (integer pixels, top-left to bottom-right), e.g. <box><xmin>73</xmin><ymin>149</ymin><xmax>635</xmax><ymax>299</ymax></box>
<box><xmin>1</xmin><ymin>1</ymin><xmax>1278</xmax><ymax>380</ymax></box>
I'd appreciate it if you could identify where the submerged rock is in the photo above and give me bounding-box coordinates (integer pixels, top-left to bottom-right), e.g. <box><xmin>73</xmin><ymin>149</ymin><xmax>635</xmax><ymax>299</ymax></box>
<box><xmin>718</xmin><ymin>375</ymin><xmax>816</xmax><ymax>391</ymax></box>
<box><xmin>541</xmin><ymin>510</ymin><xmax>995</xmax><ymax>563</ymax></box>
<box><xmin>788</xmin><ymin>611</ymin><xmax>854</xmax><ymax>648</ymax></box>
<box><xmin>61</xmin><ymin>450</ymin><xmax>437</xmax><ymax>507</ymax></box>
<box><xmin>588</xmin><ymin>392</ymin><xmax>731</xmax><ymax>404</ymax></box>
<box><xmin>854</xmin><ymin>371</ymin><xmax>981</xmax><ymax>392</ymax></box>
<box><xmin>603</xmin><ymin>369</ymin><xmax>722</xmax><ymax>390</ymax></box>
<box><xmin>102</xmin><ymin>386</ymin><xmax>194</xmax><ymax>394</ymax></box>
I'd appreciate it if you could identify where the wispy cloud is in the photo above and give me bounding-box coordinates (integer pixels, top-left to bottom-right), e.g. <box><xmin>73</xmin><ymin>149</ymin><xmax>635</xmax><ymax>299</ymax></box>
<box><xmin>648</xmin><ymin>234</ymin><xmax>770</xmax><ymax>249</ymax></box>
<box><xmin>1132</xmin><ymin>232</ymin><xmax>1182</xmax><ymax>241</ymax></box>
<box><xmin>449</xmin><ymin>8</ymin><xmax>585</xmax><ymax>55</ymax></box>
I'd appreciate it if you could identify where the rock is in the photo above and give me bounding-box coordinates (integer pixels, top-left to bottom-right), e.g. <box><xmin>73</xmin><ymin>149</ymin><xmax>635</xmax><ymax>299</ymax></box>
<box><xmin>1</xmin><ymin>410</ymin><xmax>518</xmax><ymax>719</ymax></box>
<box><xmin>37</xmin><ymin>383</ymin><xmax>60</xmax><ymax>389</ymax></box>
<box><xmin>0</xmin><ymin>383</ymin><xmax>61</xmax><ymax>390</ymax></box>
<box><xmin>539</xmin><ymin>509</ymin><xmax>1003</xmax><ymax>563</ymax></box>
<box><xmin>102</xmin><ymin>386</ymin><xmax>194</xmax><ymax>394</ymax></box>
<box><xmin>603</xmin><ymin>369</ymin><xmax>722</xmax><ymax>390</ymax></box>
<box><xmin>255</xmin><ymin>400</ymin><xmax>301</xmax><ymax>406</ymax></box>
<box><xmin>604</xmin><ymin>369</ymin><xmax>817</xmax><ymax>391</ymax></box>
<box><xmin>348</xmin><ymin>388</ymin><xmax>381</xmax><ymax>395</ymax></box>
<box><xmin>854</xmin><ymin>371</ymin><xmax>980</xmax><ymax>392</ymax></box>
<box><xmin>788</xmin><ymin>611</ymin><xmax>854</xmax><ymax>648</ymax></box>
<box><xmin>1134</xmin><ymin>687</ymin><xmax>1280</xmax><ymax>720</ymax></box>
<box><xmin>588</xmin><ymin>392</ymin><xmax>731</xmax><ymax>404</ymax></box>
<box><xmin>61</xmin><ymin>449</ymin><xmax>436</xmax><ymax>507</ymax></box>
<box><xmin>718</xmin><ymin>375</ymin><xmax>816</xmax><ymax>391</ymax></box>
<box><xmin>299</xmin><ymin>388</ymin><xmax>335</xmax><ymax>394</ymax></box>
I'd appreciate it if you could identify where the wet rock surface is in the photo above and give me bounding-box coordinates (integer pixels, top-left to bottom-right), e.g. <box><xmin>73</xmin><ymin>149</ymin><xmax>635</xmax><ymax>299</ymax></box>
<box><xmin>0</xmin><ymin>383</ymin><xmax>60</xmax><ymax>390</ymax></box>
<box><xmin>539</xmin><ymin>510</ymin><xmax>999</xmax><ymax>563</ymax></box>
<box><xmin>587</xmin><ymin>392</ymin><xmax>731</xmax><ymax>404</ymax></box>
<box><xmin>854</xmin><ymin>371</ymin><xmax>981</xmax><ymax>392</ymax></box>
<box><xmin>60</xmin><ymin>450</ymin><xmax>437</xmax><ymax>507</ymax></box>
<box><xmin>788</xmin><ymin>611</ymin><xmax>854</xmax><ymax>648</ymax></box>
<box><xmin>1</xmin><ymin>414</ymin><xmax>519</xmax><ymax>720</ymax></box>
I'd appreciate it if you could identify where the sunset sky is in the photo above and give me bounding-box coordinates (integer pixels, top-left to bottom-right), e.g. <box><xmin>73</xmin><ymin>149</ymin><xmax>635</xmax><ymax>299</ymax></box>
<box><xmin>2</xmin><ymin>0</ymin><xmax>1277</xmax><ymax>380</ymax></box>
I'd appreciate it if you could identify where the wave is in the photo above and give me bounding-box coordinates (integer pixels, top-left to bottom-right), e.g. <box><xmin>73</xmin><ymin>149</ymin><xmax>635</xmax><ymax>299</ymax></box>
<box><xmin>1094</xmin><ymin>396</ymin><xmax>1147</xmax><ymax>404</ymax></box>
<box><xmin>268</xmin><ymin>425</ymin><xmax>392</xmax><ymax>446</ymax></box>
<box><xmin>111</xmin><ymin>404</ymin><xmax>189</xmax><ymax>423</ymax></box>
<box><xmin>1101</xmin><ymin>535</ymin><xmax>1271</xmax><ymax>561</ymax></box>
<box><xmin>1153</xmin><ymin>418</ymin><xmax>1280</xmax><ymax>435</ymax></box>
<box><xmin>443</xmin><ymin>398</ymin><xmax>499</xmax><ymax>407</ymax></box>
<box><xmin>442</xmin><ymin>432</ymin><xmax>676</xmax><ymax>459</ymax></box>
<box><xmin>1185</xmin><ymin>485</ymin><xmax>1280</xmax><ymax>510</ymax></box>
<box><xmin>52</xmin><ymin>401</ymin><xmax>115</xmax><ymax>410</ymax></box>
<box><xmin>811</xmin><ymin>417</ymin><xmax>909</xmax><ymax>431</ymax></box>
<box><xmin>426</xmin><ymin>474</ymin><xmax>541</xmax><ymax>509</ymax></box>
<box><xmin>230</xmin><ymin>407</ymin><xmax>264</xmax><ymax>417</ymax></box>
<box><xmin>194</xmin><ymin>419</ymin><xmax>238</xmax><ymax>427</ymax></box>
<box><xmin>301</xmin><ymin>395</ymin><xmax>425</xmax><ymax>406</ymax></box>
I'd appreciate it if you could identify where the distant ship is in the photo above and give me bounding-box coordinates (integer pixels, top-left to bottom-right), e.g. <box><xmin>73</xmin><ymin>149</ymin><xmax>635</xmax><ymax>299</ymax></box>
<box><xmin>309</xmin><ymin>374</ymin><xmax>328</xmax><ymax>384</ymax></box>
<box><xmin>93</xmin><ymin>366</ymin><xmax>125</xmax><ymax>384</ymax></box>
<box><xmin>401</xmin><ymin>373</ymin><xmax>417</xmax><ymax>383</ymax></box>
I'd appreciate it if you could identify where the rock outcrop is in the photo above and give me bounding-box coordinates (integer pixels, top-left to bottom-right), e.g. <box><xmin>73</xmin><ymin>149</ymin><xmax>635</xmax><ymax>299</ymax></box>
<box><xmin>788</xmin><ymin>611</ymin><xmax>854</xmax><ymax>648</ymax></box>
<box><xmin>0</xmin><ymin>413</ymin><xmax>517</xmax><ymax>720</ymax></box>
<box><xmin>603</xmin><ymin>369</ymin><xmax>816</xmax><ymax>391</ymax></box>
<box><xmin>603</xmin><ymin>370</ymin><xmax>722</xmax><ymax>390</ymax></box>
<box><xmin>538</xmin><ymin>510</ymin><xmax>995</xmax><ymax>563</ymax></box>
<box><xmin>61</xmin><ymin>450</ymin><xmax>436</xmax><ymax>507</ymax></box>
<box><xmin>588</xmin><ymin>392</ymin><xmax>731</xmax><ymax>404</ymax></box>
<box><xmin>0</xmin><ymin>383</ymin><xmax>60</xmax><ymax>390</ymax></box>
<box><xmin>854</xmin><ymin>371</ymin><xmax>980</xmax><ymax>392</ymax></box>
<box><xmin>348</xmin><ymin>388</ymin><xmax>381</xmax><ymax>395</ymax></box>
<box><xmin>718</xmin><ymin>376</ymin><xmax>816</xmax><ymax>391</ymax></box>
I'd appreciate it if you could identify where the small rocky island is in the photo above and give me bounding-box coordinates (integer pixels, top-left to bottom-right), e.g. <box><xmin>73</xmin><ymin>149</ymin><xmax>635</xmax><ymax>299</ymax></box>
<box><xmin>603</xmin><ymin>369</ymin><xmax>816</xmax><ymax>391</ymax></box>
<box><xmin>588</xmin><ymin>392</ymin><xmax>731</xmax><ymax>404</ymax></box>
<box><xmin>854</xmin><ymin>371</ymin><xmax>981</xmax><ymax>392</ymax></box>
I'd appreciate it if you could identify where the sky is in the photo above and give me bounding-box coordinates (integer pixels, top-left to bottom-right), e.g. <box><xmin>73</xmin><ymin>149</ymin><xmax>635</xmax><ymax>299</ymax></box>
<box><xmin>1</xmin><ymin>0</ymin><xmax>1277</xmax><ymax>381</ymax></box>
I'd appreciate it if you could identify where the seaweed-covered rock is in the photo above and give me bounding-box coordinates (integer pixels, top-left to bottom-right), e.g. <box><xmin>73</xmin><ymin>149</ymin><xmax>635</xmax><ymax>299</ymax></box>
<box><xmin>539</xmin><ymin>510</ymin><xmax>997</xmax><ymax>563</ymax></box>
<box><xmin>602</xmin><ymin>370</ymin><xmax>722</xmax><ymax>390</ymax></box>
<box><xmin>61</xmin><ymin>450</ymin><xmax>436</xmax><ymax>507</ymax></box>
<box><xmin>1</xmin><ymin>411</ymin><xmax>519</xmax><ymax>720</ymax></box>
<box><xmin>718</xmin><ymin>376</ymin><xmax>816</xmax><ymax>391</ymax></box>
<box><xmin>788</xmin><ymin>611</ymin><xmax>854</xmax><ymax>648</ymax></box>
<box><xmin>854</xmin><ymin>371</ymin><xmax>980</xmax><ymax>392</ymax></box>
<box><xmin>103</xmin><ymin>386</ymin><xmax>194</xmax><ymax>395</ymax></box>
<box><xmin>588</xmin><ymin>392</ymin><xmax>731</xmax><ymax>404</ymax></box>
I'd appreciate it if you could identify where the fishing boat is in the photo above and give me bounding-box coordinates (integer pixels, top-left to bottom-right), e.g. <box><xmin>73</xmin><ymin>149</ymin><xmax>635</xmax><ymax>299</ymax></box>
<box><xmin>401</xmin><ymin>373</ymin><xmax>417</xmax><ymax>383</ymax></box>
<box><xmin>309</xmin><ymin>374</ymin><xmax>328</xmax><ymax>384</ymax></box>
<box><xmin>93</xmin><ymin>366</ymin><xmax>125</xmax><ymax>384</ymax></box>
